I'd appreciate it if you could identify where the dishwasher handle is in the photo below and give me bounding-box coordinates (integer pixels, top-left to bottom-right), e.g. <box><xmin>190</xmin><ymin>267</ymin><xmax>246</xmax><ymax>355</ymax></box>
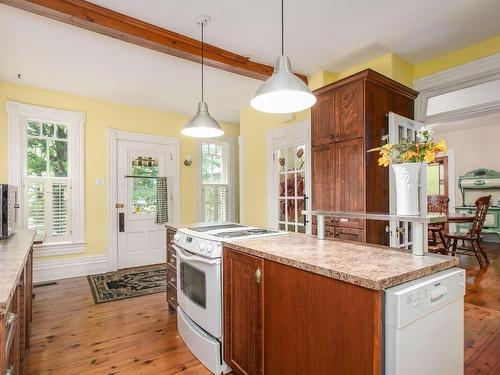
<box><xmin>429</xmin><ymin>285</ymin><xmax>448</xmax><ymax>305</ymax></box>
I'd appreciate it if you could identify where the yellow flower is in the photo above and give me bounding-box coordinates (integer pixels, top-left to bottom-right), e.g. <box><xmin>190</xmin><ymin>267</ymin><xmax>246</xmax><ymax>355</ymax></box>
<box><xmin>424</xmin><ymin>149</ymin><xmax>436</xmax><ymax>163</ymax></box>
<box><xmin>378</xmin><ymin>155</ymin><xmax>390</xmax><ymax>167</ymax></box>
<box><xmin>435</xmin><ymin>139</ymin><xmax>447</xmax><ymax>153</ymax></box>
<box><xmin>402</xmin><ymin>151</ymin><xmax>418</xmax><ymax>162</ymax></box>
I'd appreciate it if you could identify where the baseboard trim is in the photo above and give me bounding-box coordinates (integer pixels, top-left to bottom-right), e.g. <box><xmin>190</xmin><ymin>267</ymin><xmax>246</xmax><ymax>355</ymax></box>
<box><xmin>33</xmin><ymin>255</ymin><xmax>111</xmax><ymax>283</ymax></box>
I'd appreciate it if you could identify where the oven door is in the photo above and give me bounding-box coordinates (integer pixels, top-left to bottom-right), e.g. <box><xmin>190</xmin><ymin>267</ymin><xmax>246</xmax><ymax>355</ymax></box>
<box><xmin>174</xmin><ymin>244</ymin><xmax>222</xmax><ymax>338</ymax></box>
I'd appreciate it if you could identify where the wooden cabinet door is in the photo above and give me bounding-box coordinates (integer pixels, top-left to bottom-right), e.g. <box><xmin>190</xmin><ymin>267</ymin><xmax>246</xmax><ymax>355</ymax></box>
<box><xmin>334</xmin><ymin>82</ymin><xmax>364</xmax><ymax>141</ymax></box>
<box><xmin>311</xmin><ymin>91</ymin><xmax>334</xmax><ymax>146</ymax></box>
<box><xmin>224</xmin><ymin>250</ymin><xmax>264</xmax><ymax>375</ymax></box>
<box><xmin>334</xmin><ymin>138</ymin><xmax>365</xmax><ymax>214</ymax></box>
<box><xmin>312</xmin><ymin>144</ymin><xmax>334</xmax><ymax>210</ymax></box>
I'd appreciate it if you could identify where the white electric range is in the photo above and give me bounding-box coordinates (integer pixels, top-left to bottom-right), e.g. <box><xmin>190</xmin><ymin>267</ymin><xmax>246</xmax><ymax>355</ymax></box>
<box><xmin>173</xmin><ymin>223</ymin><xmax>286</xmax><ymax>374</ymax></box>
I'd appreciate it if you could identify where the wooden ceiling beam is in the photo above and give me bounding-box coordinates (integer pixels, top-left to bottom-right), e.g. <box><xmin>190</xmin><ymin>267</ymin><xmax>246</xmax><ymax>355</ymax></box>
<box><xmin>1</xmin><ymin>0</ymin><xmax>308</xmax><ymax>82</ymax></box>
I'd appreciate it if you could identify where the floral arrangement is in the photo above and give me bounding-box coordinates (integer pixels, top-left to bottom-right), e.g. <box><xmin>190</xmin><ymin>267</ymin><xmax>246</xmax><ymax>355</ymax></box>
<box><xmin>370</xmin><ymin>127</ymin><xmax>447</xmax><ymax>167</ymax></box>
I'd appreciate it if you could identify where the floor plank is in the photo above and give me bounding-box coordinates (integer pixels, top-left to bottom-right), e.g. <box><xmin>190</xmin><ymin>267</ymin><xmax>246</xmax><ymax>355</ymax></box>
<box><xmin>28</xmin><ymin>277</ymin><xmax>210</xmax><ymax>375</ymax></box>
<box><xmin>28</xmin><ymin>242</ymin><xmax>500</xmax><ymax>374</ymax></box>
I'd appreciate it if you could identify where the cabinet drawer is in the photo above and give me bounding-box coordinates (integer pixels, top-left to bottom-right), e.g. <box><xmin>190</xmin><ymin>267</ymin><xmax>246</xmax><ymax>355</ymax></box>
<box><xmin>332</xmin><ymin>217</ymin><xmax>363</xmax><ymax>229</ymax></box>
<box><xmin>334</xmin><ymin>227</ymin><xmax>365</xmax><ymax>242</ymax></box>
<box><xmin>167</xmin><ymin>284</ymin><xmax>177</xmax><ymax>309</ymax></box>
<box><xmin>167</xmin><ymin>266</ymin><xmax>177</xmax><ymax>288</ymax></box>
<box><xmin>167</xmin><ymin>229</ymin><xmax>175</xmax><ymax>247</ymax></box>
<box><xmin>167</xmin><ymin>248</ymin><xmax>177</xmax><ymax>269</ymax></box>
<box><xmin>312</xmin><ymin>224</ymin><xmax>335</xmax><ymax>238</ymax></box>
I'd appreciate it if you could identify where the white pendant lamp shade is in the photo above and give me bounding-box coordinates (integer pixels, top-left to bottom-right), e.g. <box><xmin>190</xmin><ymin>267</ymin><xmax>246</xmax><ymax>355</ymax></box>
<box><xmin>181</xmin><ymin>15</ymin><xmax>223</xmax><ymax>138</ymax></box>
<box><xmin>251</xmin><ymin>55</ymin><xmax>316</xmax><ymax>113</ymax></box>
<box><xmin>181</xmin><ymin>102</ymin><xmax>224</xmax><ymax>138</ymax></box>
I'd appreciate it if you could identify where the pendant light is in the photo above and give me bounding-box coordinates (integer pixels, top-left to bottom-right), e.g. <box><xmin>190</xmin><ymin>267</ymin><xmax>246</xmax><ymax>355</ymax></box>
<box><xmin>181</xmin><ymin>16</ymin><xmax>224</xmax><ymax>138</ymax></box>
<box><xmin>251</xmin><ymin>0</ymin><xmax>316</xmax><ymax>114</ymax></box>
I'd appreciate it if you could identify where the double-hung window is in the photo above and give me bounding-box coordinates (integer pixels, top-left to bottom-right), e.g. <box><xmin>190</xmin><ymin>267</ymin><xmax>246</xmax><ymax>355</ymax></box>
<box><xmin>7</xmin><ymin>101</ymin><xmax>85</xmax><ymax>255</ymax></box>
<box><xmin>199</xmin><ymin>139</ymin><xmax>235</xmax><ymax>223</ymax></box>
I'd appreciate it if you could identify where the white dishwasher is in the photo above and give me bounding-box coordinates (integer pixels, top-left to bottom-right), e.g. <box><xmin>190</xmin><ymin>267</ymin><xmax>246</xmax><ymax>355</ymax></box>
<box><xmin>385</xmin><ymin>267</ymin><xmax>465</xmax><ymax>375</ymax></box>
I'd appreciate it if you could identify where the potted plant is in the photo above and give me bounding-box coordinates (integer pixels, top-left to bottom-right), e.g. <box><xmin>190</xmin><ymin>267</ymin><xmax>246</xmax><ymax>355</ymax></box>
<box><xmin>369</xmin><ymin>127</ymin><xmax>447</xmax><ymax>216</ymax></box>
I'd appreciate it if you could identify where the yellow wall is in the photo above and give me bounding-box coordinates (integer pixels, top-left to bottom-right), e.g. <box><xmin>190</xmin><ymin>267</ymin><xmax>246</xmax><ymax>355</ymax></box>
<box><xmin>0</xmin><ymin>81</ymin><xmax>239</xmax><ymax>257</ymax></box>
<box><xmin>414</xmin><ymin>35</ymin><xmax>500</xmax><ymax>79</ymax></box>
<box><xmin>239</xmin><ymin>107</ymin><xmax>289</xmax><ymax>226</ymax></box>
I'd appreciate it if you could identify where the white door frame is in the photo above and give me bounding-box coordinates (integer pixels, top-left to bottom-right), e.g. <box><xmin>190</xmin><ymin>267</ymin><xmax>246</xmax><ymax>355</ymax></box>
<box><xmin>107</xmin><ymin>128</ymin><xmax>180</xmax><ymax>271</ymax></box>
<box><xmin>266</xmin><ymin>120</ymin><xmax>312</xmax><ymax>233</ymax></box>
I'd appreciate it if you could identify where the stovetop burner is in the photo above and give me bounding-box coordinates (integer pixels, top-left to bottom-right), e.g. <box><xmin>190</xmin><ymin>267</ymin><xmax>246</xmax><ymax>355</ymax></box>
<box><xmin>213</xmin><ymin>228</ymin><xmax>279</xmax><ymax>238</ymax></box>
<box><xmin>188</xmin><ymin>224</ymin><xmax>245</xmax><ymax>232</ymax></box>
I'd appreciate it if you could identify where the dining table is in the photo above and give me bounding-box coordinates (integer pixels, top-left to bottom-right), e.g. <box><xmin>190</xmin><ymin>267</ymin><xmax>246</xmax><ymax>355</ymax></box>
<box><xmin>446</xmin><ymin>213</ymin><xmax>476</xmax><ymax>223</ymax></box>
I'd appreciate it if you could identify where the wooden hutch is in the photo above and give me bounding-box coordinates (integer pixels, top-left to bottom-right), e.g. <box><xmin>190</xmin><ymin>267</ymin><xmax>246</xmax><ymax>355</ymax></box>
<box><xmin>311</xmin><ymin>69</ymin><xmax>418</xmax><ymax>245</ymax></box>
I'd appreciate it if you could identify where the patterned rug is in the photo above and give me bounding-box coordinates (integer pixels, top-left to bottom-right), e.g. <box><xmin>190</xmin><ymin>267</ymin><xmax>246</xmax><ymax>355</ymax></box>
<box><xmin>87</xmin><ymin>264</ymin><xmax>166</xmax><ymax>304</ymax></box>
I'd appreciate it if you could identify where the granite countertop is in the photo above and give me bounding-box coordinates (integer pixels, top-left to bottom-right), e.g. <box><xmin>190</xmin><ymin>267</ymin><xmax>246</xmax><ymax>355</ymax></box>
<box><xmin>223</xmin><ymin>233</ymin><xmax>459</xmax><ymax>290</ymax></box>
<box><xmin>0</xmin><ymin>230</ymin><xmax>36</xmax><ymax>311</ymax></box>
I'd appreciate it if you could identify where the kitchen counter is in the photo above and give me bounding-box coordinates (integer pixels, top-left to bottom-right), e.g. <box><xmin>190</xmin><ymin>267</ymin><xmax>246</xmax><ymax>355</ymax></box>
<box><xmin>223</xmin><ymin>232</ymin><xmax>459</xmax><ymax>290</ymax></box>
<box><xmin>0</xmin><ymin>230</ymin><xmax>36</xmax><ymax>310</ymax></box>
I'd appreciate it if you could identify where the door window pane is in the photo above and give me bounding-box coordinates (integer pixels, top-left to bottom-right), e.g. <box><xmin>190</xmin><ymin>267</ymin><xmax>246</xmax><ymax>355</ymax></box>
<box><xmin>180</xmin><ymin>262</ymin><xmax>206</xmax><ymax>308</ymax></box>
<box><xmin>130</xmin><ymin>157</ymin><xmax>158</xmax><ymax>214</ymax></box>
<box><xmin>277</xmin><ymin>144</ymin><xmax>307</xmax><ymax>233</ymax></box>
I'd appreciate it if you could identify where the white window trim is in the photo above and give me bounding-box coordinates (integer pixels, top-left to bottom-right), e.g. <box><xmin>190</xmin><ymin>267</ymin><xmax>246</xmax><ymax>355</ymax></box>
<box><xmin>266</xmin><ymin>120</ymin><xmax>311</xmax><ymax>233</ymax></box>
<box><xmin>196</xmin><ymin>135</ymin><xmax>237</xmax><ymax>223</ymax></box>
<box><xmin>6</xmin><ymin>100</ymin><xmax>85</xmax><ymax>256</ymax></box>
<box><xmin>415</xmin><ymin>52</ymin><xmax>500</xmax><ymax>126</ymax></box>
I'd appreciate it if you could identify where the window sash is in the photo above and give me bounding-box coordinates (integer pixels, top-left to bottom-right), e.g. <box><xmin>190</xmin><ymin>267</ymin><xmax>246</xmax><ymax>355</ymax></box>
<box><xmin>24</xmin><ymin>177</ymin><xmax>72</xmax><ymax>243</ymax></box>
<box><xmin>202</xmin><ymin>183</ymin><xmax>228</xmax><ymax>223</ymax></box>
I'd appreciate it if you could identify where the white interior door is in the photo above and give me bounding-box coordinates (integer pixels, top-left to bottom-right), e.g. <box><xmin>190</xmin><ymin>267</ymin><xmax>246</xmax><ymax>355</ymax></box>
<box><xmin>388</xmin><ymin>112</ymin><xmax>426</xmax><ymax>250</ymax></box>
<box><xmin>117</xmin><ymin>140</ymin><xmax>173</xmax><ymax>269</ymax></box>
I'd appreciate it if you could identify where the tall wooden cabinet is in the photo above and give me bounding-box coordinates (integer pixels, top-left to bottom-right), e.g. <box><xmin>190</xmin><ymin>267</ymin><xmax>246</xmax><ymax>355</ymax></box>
<box><xmin>311</xmin><ymin>69</ymin><xmax>418</xmax><ymax>245</ymax></box>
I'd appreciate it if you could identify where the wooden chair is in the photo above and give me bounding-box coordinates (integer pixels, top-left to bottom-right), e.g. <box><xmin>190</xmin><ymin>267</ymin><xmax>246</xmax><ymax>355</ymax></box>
<box><xmin>444</xmin><ymin>195</ymin><xmax>492</xmax><ymax>267</ymax></box>
<box><xmin>427</xmin><ymin>195</ymin><xmax>449</xmax><ymax>251</ymax></box>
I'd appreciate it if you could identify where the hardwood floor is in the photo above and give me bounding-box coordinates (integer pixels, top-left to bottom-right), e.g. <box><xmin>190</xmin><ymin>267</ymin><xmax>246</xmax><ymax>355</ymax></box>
<box><xmin>28</xmin><ymin>243</ymin><xmax>500</xmax><ymax>374</ymax></box>
<box><xmin>27</xmin><ymin>277</ymin><xmax>210</xmax><ymax>375</ymax></box>
<box><xmin>459</xmin><ymin>242</ymin><xmax>500</xmax><ymax>374</ymax></box>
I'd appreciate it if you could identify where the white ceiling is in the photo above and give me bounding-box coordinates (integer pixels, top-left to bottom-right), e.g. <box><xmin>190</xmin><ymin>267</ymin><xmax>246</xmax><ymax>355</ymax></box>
<box><xmin>1</xmin><ymin>0</ymin><xmax>500</xmax><ymax>123</ymax></box>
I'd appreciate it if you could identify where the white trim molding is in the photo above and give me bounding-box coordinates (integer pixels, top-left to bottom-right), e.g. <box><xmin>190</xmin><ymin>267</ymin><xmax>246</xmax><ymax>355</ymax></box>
<box><xmin>6</xmin><ymin>100</ymin><xmax>85</xmax><ymax>256</ymax></box>
<box><xmin>266</xmin><ymin>120</ymin><xmax>312</xmax><ymax>233</ymax></box>
<box><xmin>34</xmin><ymin>255</ymin><xmax>109</xmax><ymax>283</ymax></box>
<box><xmin>238</xmin><ymin>136</ymin><xmax>245</xmax><ymax>224</ymax></box>
<box><xmin>415</xmin><ymin>53</ymin><xmax>500</xmax><ymax>124</ymax></box>
<box><xmin>107</xmin><ymin>129</ymin><xmax>180</xmax><ymax>271</ymax></box>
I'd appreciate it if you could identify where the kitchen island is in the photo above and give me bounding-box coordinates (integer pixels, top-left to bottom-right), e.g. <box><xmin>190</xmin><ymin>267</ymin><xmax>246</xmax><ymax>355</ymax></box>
<box><xmin>222</xmin><ymin>233</ymin><xmax>459</xmax><ymax>375</ymax></box>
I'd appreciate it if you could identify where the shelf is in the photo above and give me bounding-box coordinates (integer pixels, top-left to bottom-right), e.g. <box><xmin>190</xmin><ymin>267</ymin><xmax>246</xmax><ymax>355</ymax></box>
<box><xmin>302</xmin><ymin>210</ymin><xmax>447</xmax><ymax>223</ymax></box>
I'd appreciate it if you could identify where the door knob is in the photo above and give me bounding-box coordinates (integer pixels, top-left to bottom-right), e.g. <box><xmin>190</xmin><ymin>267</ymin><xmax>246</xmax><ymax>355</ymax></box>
<box><xmin>255</xmin><ymin>267</ymin><xmax>262</xmax><ymax>285</ymax></box>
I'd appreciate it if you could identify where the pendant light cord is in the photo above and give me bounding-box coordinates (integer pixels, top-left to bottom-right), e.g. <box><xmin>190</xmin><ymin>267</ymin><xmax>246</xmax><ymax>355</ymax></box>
<box><xmin>281</xmin><ymin>0</ymin><xmax>284</xmax><ymax>56</ymax></box>
<box><xmin>201</xmin><ymin>22</ymin><xmax>204</xmax><ymax>103</ymax></box>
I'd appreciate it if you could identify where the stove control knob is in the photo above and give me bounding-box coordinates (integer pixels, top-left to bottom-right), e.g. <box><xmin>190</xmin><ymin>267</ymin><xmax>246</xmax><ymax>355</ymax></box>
<box><xmin>174</xmin><ymin>234</ymin><xmax>181</xmax><ymax>243</ymax></box>
<box><xmin>199</xmin><ymin>243</ymin><xmax>206</xmax><ymax>251</ymax></box>
<box><xmin>206</xmin><ymin>245</ymin><xmax>213</xmax><ymax>253</ymax></box>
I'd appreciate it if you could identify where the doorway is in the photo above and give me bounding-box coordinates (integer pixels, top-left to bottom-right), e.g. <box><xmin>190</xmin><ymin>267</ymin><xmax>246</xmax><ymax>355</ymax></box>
<box><xmin>427</xmin><ymin>156</ymin><xmax>449</xmax><ymax>198</ymax></box>
<box><xmin>108</xmin><ymin>130</ymin><xmax>179</xmax><ymax>270</ymax></box>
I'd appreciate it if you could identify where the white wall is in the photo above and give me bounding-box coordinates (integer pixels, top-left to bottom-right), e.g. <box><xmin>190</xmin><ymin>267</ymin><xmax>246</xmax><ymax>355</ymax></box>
<box><xmin>433</xmin><ymin>114</ymin><xmax>500</xmax><ymax>208</ymax></box>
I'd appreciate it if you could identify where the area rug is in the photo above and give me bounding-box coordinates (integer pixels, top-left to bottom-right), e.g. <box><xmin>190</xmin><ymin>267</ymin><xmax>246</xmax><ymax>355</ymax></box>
<box><xmin>87</xmin><ymin>264</ymin><xmax>166</xmax><ymax>304</ymax></box>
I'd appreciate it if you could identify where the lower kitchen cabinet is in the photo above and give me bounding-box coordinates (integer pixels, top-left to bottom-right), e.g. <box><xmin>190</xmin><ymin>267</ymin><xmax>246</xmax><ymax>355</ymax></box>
<box><xmin>1</xmin><ymin>237</ymin><xmax>34</xmax><ymax>375</ymax></box>
<box><xmin>223</xmin><ymin>248</ymin><xmax>382</xmax><ymax>375</ymax></box>
<box><xmin>166</xmin><ymin>228</ymin><xmax>177</xmax><ymax>312</ymax></box>
<box><xmin>223</xmin><ymin>249</ymin><xmax>264</xmax><ymax>375</ymax></box>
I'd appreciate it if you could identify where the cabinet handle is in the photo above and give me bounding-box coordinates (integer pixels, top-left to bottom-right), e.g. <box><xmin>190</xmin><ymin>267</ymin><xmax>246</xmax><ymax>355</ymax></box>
<box><xmin>255</xmin><ymin>267</ymin><xmax>262</xmax><ymax>285</ymax></box>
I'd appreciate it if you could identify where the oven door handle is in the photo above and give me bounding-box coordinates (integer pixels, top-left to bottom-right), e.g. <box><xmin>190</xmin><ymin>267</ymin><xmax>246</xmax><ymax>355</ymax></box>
<box><xmin>173</xmin><ymin>244</ymin><xmax>220</xmax><ymax>265</ymax></box>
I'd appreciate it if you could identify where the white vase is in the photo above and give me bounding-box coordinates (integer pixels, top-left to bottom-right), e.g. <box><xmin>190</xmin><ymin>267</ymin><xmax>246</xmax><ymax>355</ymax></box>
<box><xmin>392</xmin><ymin>163</ymin><xmax>421</xmax><ymax>216</ymax></box>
